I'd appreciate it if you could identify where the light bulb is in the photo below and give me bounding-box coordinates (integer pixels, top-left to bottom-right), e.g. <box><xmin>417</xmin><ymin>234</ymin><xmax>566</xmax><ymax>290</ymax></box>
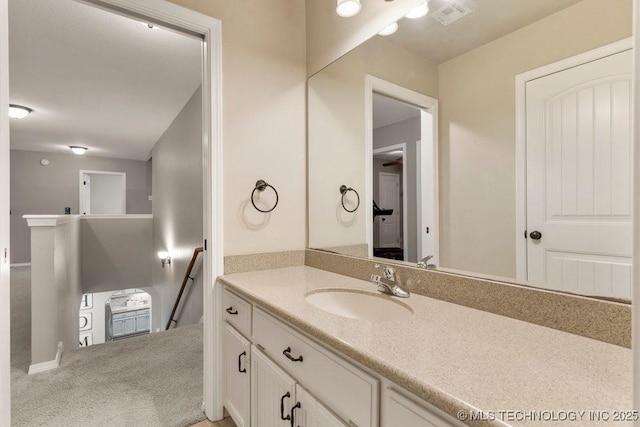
<box><xmin>378</xmin><ymin>21</ymin><xmax>398</xmax><ymax>36</ymax></box>
<box><xmin>336</xmin><ymin>0</ymin><xmax>361</xmax><ymax>18</ymax></box>
<box><xmin>69</xmin><ymin>146</ymin><xmax>88</xmax><ymax>155</ymax></box>
<box><xmin>405</xmin><ymin>1</ymin><xmax>429</xmax><ymax>19</ymax></box>
<box><xmin>9</xmin><ymin>104</ymin><xmax>32</xmax><ymax>119</ymax></box>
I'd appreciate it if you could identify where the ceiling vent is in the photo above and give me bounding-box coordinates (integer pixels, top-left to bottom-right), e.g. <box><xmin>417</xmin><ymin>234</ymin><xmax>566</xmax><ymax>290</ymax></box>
<box><xmin>431</xmin><ymin>1</ymin><xmax>472</xmax><ymax>26</ymax></box>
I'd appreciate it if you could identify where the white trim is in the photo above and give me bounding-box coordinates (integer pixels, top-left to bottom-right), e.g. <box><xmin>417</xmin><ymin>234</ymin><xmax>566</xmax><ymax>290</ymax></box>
<box><xmin>10</xmin><ymin>263</ymin><xmax>31</xmax><ymax>268</ymax></box>
<box><xmin>632</xmin><ymin>0</ymin><xmax>640</xmax><ymax>415</ymax></box>
<box><xmin>514</xmin><ymin>38</ymin><xmax>633</xmax><ymax>282</ymax></box>
<box><xmin>80</xmin><ymin>214</ymin><xmax>153</xmax><ymax>220</ymax></box>
<box><xmin>28</xmin><ymin>342</ymin><xmax>63</xmax><ymax>375</ymax></box>
<box><xmin>79</xmin><ymin>170</ymin><xmax>127</xmax><ymax>215</ymax></box>
<box><xmin>373</xmin><ymin>144</ymin><xmax>408</xmax><ymax>260</ymax></box>
<box><xmin>365</xmin><ymin>75</ymin><xmax>439</xmax><ymax>264</ymax></box>
<box><xmin>1</xmin><ymin>0</ymin><xmax>224</xmax><ymax>420</ymax></box>
<box><xmin>24</xmin><ymin>215</ymin><xmax>82</xmax><ymax>227</ymax></box>
<box><xmin>0</xmin><ymin>0</ymin><xmax>9</xmax><ymax>422</ymax></box>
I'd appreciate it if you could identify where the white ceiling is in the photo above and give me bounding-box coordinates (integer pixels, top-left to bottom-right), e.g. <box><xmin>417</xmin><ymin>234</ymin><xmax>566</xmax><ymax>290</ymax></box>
<box><xmin>386</xmin><ymin>0</ymin><xmax>582</xmax><ymax>63</ymax></box>
<box><xmin>8</xmin><ymin>0</ymin><xmax>202</xmax><ymax>160</ymax></box>
<box><xmin>373</xmin><ymin>93</ymin><xmax>420</xmax><ymax>129</ymax></box>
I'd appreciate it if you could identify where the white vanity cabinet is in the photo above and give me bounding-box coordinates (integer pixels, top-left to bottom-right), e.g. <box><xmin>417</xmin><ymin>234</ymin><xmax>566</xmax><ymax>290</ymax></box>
<box><xmin>250</xmin><ymin>345</ymin><xmax>296</xmax><ymax>426</ymax></box>
<box><xmin>251</xmin><ymin>346</ymin><xmax>347</xmax><ymax>427</ymax></box>
<box><xmin>294</xmin><ymin>384</ymin><xmax>348</xmax><ymax>427</ymax></box>
<box><xmin>382</xmin><ymin>388</ymin><xmax>460</xmax><ymax>427</ymax></box>
<box><xmin>223</xmin><ymin>322</ymin><xmax>251</xmax><ymax>427</ymax></box>
<box><xmin>222</xmin><ymin>286</ymin><xmax>462</xmax><ymax>427</ymax></box>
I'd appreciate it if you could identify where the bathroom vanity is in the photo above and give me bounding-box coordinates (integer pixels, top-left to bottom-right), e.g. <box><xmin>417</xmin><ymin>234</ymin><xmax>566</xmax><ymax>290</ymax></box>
<box><xmin>219</xmin><ymin>266</ymin><xmax>631</xmax><ymax>427</ymax></box>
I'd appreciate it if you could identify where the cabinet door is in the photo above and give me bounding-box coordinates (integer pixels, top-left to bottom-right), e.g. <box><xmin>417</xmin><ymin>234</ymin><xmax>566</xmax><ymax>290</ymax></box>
<box><xmin>224</xmin><ymin>323</ymin><xmax>251</xmax><ymax>427</ymax></box>
<box><xmin>123</xmin><ymin>316</ymin><xmax>136</xmax><ymax>335</ymax></box>
<box><xmin>136</xmin><ymin>311</ymin><xmax>150</xmax><ymax>332</ymax></box>
<box><xmin>112</xmin><ymin>318</ymin><xmax>125</xmax><ymax>337</ymax></box>
<box><xmin>383</xmin><ymin>388</ymin><xmax>459</xmax><ymax>427</ymax></box>
<box><xmin>251</xmin><ymin>346</ymin><xmax>296</xmax><ymax>427</ymax></box>
<box><xmin>292</xmin><ymin>384</ymin><xmax>347</xmax><ymax>427</ymax></box>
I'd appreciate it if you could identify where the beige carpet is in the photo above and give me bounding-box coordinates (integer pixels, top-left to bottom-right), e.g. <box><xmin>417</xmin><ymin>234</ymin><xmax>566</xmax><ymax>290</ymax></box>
<box><xmin>10</xmin><ymin>266</ymin><xmax>207</xmax><ymax>426</ymax></box>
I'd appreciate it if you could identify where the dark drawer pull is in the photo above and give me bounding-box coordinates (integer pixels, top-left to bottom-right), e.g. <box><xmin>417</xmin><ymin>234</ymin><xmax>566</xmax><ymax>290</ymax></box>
<box><xmin>238</xmin><ymin>351</ymin><xmax>247</xmax><ymax>373</ymax></box>
<box><xmin>283</xmin><ymin>347</ymin><xmax>303</xmax><ymax>362</ymax></box>
<box><xmin>280</xmin><ymin>392</ymin><xmax>291</xmax><ymax>420</ymax></box>
<box><xmin>226</xmin><ymin>306</ymin><xmax>238</xmax><ymax>315</ymax></box>
<box><xmin>290</xmin><ymin>402</ymin><xmax>301</xmax><ymax>427</ymax></box>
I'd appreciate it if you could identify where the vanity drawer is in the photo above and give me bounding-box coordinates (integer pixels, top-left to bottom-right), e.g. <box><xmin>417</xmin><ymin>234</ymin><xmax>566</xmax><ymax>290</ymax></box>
<box><xmin>252</xmin><ymin>307</ymin><xmax>378</xmax><ymax>427</ymax></box>
<box><xmin>223</xmin><ymin>289</ymin><xmax>252</xmax><ymax>337</ymax></box>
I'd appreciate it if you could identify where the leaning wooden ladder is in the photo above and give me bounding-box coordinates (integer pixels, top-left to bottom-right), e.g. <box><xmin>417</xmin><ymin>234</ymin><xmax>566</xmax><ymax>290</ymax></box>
<box><xmin>165</xmin><ymin>246</ymin><xmax>204</xmax><ymax>330</ymax></box>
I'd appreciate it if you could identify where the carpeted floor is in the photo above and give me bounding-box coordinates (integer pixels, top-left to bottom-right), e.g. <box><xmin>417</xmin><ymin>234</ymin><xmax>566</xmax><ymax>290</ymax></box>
<box><xmin>10</xmin><ymin>266</ymin><xmax>207</xmax><ymax>427</ymax></box>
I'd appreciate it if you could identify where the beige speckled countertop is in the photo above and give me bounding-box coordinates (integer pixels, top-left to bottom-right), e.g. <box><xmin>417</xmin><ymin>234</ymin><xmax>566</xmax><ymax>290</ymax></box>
<box><xmin>219</xmin><ymin>266</ymin><xmax>631</xmax><ymax>427</ymax></box>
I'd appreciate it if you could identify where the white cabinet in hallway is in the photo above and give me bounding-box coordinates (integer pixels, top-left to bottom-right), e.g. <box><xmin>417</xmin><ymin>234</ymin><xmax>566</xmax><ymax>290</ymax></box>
<box><xmin>223</xmin><ymin>323</ymin><xmax>250</xmax><ymax>427</ymax></box>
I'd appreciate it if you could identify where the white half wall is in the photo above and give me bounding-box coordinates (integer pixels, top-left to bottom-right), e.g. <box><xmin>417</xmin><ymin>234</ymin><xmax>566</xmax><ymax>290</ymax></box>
<box><xmin>25</xmin><ymin>215</ymin><xmax>82</xmax><ymax>366</ymax></box>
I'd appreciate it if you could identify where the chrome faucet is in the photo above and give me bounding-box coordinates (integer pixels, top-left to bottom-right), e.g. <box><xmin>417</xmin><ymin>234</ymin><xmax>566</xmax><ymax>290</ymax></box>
<box><xmin>417</xmin><ymin>255</ymin><xmax>436</xmax><ymax>270</ymax></box>
<box><xmin>370</xmin><ymin>264</ymin><xmax>410</xmax><ymax>298</ymax></box>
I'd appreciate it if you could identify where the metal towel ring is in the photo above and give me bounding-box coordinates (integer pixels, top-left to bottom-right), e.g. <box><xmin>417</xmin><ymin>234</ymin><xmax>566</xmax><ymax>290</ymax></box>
<box><xmin>251</xmin><ymin>180</ymin><xmax>279</xmax><ymax>213</ymax></box>
<box><xmin>339</xmin><ymin>185</ymin><xmax>360</xmax><ymax>213</ymax></box>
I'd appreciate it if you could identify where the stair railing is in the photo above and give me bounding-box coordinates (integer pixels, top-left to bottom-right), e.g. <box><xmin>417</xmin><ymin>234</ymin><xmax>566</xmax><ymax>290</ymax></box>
<box><xmin>165</xmin><ymin>246</ymin><xmax>204</xmax><ymax>330</ymax></box>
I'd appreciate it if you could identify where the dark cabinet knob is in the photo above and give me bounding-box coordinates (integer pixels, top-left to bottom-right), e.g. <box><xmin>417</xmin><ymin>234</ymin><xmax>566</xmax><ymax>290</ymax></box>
<box><xmin>529</xmin><ymin>231</ymin><xmax>542</xmax><ymax>240</ymax></box>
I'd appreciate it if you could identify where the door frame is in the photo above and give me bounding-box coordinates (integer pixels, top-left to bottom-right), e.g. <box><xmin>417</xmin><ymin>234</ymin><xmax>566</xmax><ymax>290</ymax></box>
<box><xmin>365</xmin><ymin>75</ymin><xmax>439</xmax><ymax>264</ymax></box>
<box><xmin>373</xmin><ymin>144</ymin><xmax>407</xmax><ymax>259</ymax></box>
<box><xmin>79</xmin><ymin>170</ymin><xmax>127</xmax><ymax>215</ymax></box>
<box><xmin>0</xmin><ymin>0</ymin><xmax>224</xmax><ymax>423</ymax></box>
<box><xmin>514</xmin><ymin>38</ymin><xmax>633</xmax><ymax>281</ymax></box>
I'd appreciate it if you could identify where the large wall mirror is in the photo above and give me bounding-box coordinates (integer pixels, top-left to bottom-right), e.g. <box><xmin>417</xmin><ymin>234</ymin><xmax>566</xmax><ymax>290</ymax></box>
<box><xmin>308</xmin><ymin>0</ymin><xmax>633</xmax><ymax>302</ymax></box>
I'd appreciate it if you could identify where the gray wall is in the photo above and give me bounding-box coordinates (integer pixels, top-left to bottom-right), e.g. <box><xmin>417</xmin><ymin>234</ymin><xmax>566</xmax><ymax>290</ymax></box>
<box><xmin>81</xmin><ymin>217</ymin><xmax>152</xmax><ymax>293</ymax></box>
<box><xmin>373</xmin><ymin>116</ymin><xmax>420</xmax><ymax>262</ymax></box>
<box><xmin>152</xmin><ymin>87</ymin><xmax>203</xmax><ymax>330</ymax></box>
<box><xmin>10</xmin><ymin>150</ymin><xmax>152</xmax><ymax>263</ymax></box>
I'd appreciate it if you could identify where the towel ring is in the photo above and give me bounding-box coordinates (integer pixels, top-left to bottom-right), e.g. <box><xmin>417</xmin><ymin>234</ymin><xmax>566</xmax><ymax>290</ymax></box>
<box><xmin>339</xmin><ymin>185</ymin><xmax>360</xmax><ymax>213</ymax></box>
<box><xmin>251</xmin><ymin>180</ymin><xmax>278</xmax><ymax>213</ymax></box>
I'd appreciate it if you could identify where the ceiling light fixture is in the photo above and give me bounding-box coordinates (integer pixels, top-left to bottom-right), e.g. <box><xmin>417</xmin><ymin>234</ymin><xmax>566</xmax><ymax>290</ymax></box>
<box><xmin>336</xmin><ymin>0</ymin><xmax>362</xmax><ymax>17</ymax></box>
<box><xmin>9</xmin><ymin>104</ymin><xmax>33</xmax><ymax>119</ymax></box>
<box><xmin>405</xmin><ymin>1</ymin><xmax>429</xmax><ymax>19</ymax></box>
<box><xmin>69</xmin><ymin>146</ymin><xmax>88</xmax><ymax>155</ymax></box>
<box><xmin>378</xmin><ymin>21</ymin><xmax>399</xmax><ymax>36</ymax></box>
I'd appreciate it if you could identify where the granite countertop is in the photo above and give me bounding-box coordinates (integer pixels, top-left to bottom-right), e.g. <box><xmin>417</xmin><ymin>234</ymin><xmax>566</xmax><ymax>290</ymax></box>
<box><xmin>219</xmin><ymin>266</ymin><xmax>632</xmax><ymax>427</ymax></box>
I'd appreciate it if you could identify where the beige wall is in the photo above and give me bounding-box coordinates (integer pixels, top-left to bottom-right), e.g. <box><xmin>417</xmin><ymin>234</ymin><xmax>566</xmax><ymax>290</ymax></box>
<box><xmin>306</xmin><ymin>0</ymin><xmax>422</xmax><ymax>76</ymax></box>
<box><xmin>168</xmin><ymin>0</ymin><xmax>307</xmax><ymax>257</ymax></box>
<box><xmin>308</xmin><ymin>36</ymin><xmax>438</xmax><ymax>250</ymax></box>
<box><xmin>438</xmin><ymin>0</ymin><xmax>632</xmax><ymax>278</ymax></box>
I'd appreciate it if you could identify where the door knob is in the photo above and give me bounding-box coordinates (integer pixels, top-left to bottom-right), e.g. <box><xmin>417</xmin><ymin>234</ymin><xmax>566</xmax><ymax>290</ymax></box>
<box><xmin>381</xmin><ymin>218</ymin><xmax>386</xmax><ymax>222</ymax></box>
<box><xmin>529</xmin><ymin>230</ymin><xmax>542</xmax><ymax>240</ymax></box>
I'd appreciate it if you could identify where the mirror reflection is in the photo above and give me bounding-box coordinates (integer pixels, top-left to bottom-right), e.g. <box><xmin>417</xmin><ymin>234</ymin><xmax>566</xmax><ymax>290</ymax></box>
<box><xmin>308</xmin><ymin>0</ymin><xmax>633</xmax><ymax>301</ymax></box>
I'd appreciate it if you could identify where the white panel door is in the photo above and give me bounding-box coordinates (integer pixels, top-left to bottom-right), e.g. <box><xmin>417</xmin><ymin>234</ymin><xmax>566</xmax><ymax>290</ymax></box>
<box><xmin>526</xmin><ymin>49</ymin><xmax>632</xmax><ymax>299</ymax></box>
<box><xmin>378</xmin><ymin>173</ymin><xmax>400</xmax><ymax>248</ymax></box>
<box><xmin>293</xmin><ymin>384</ymin><xmax>348</xmax><ymax>427</ymax></box>
<box><xmin>250</xmin><ymin>346</ymin><xmax>296</xmax><ymax>427</ymax></box>
<box><xmin>224</xmin><ymin>323</ymin><xmax>251</xmax><ymax>427</ymax></box>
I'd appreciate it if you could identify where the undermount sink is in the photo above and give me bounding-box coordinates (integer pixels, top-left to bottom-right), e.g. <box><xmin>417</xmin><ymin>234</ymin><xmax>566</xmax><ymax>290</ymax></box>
<box><xmin>305</xmin><ymin>289</ymin><xmax>413</xmax><ymax>321</ymax></box>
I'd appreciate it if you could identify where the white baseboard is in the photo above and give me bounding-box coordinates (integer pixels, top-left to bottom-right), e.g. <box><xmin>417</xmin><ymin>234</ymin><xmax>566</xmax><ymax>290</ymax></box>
<box><xmin>28</xmin><ymin>341</ymin><xmax>63</xmax><ymax>375</ymax></box>
<box><xmin>10</xmin><ymin>262</ymin><xmax>31</xmax><ymax>268</ymax></box>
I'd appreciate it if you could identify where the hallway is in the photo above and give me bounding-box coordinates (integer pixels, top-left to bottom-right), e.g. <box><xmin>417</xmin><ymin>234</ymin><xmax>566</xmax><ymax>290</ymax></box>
<box><xmin>10</xmin><ymin>266</ymin><xmax>206</xmax><ymax>426</ymax></box>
